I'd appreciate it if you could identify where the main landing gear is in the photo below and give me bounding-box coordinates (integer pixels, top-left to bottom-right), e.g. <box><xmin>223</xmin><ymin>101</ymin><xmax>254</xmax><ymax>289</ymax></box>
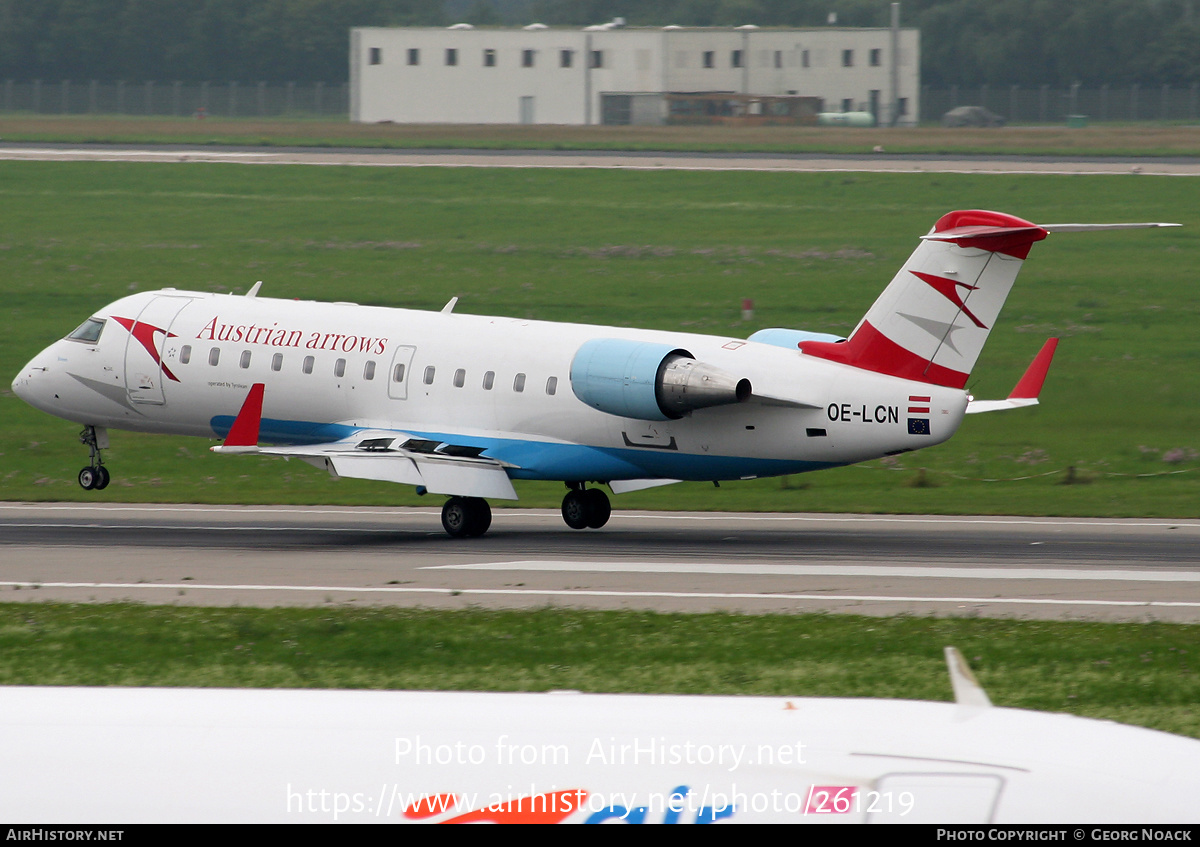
<box><xmin>439</xmin><ymin>485</ymin><xmax>613</xmax><ymax>538</ymax></box>
<box><xmin>561</xmin><ymin>483</ymin><xmax>611</xmax><ymax>530</ymax></box>
<box><xmin>77</xmin><ymin>425</ymin><xmax>110</xmax><ymax>491</ymax></box>
<box><xmin>441</xmin><ymin>496</ymin><xmax>492</xmax><ymax>538</ymax></box>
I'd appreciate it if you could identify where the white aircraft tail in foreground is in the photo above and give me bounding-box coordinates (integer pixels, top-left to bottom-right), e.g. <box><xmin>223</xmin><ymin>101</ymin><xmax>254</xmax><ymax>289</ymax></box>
<box><xmin>11</xmin><ymin>211</ymin><xmax>1176</xmax><ymax>536</ymax></box>
<box><xmin>2</xmin><ymin>649</ymin><xmax>1198</xmax><ymax>823</ymax></box>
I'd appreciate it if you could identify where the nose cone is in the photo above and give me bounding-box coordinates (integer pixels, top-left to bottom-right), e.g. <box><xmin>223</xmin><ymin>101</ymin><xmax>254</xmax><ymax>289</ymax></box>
<box><xmin>12</xmin><ymin>350</ymin><xmax>60</xmax><ymax>417</ymax></box>
<box><xmin>12</xmin><ymin>361</ymin><xmax>38</xmax><ymax>402</ymax></box>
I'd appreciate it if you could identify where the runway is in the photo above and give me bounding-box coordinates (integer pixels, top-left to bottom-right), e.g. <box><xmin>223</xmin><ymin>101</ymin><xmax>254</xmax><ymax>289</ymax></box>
<box><xmin>2</xmin><ymin>503</ymin><xmax>1199</xmax><ymax>622</ymax></box>
<box><xmin>3</xmin><ymin>143</ymin><xmax>1200</xmax><ymax>175</ymax></box>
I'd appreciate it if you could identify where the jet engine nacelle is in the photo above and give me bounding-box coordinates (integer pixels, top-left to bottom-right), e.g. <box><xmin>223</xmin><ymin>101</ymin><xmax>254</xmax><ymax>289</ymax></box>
<box><xmin>570</xmin><ymin>338</ymin><xmax>751</xmax><ymax>421</ymax></box>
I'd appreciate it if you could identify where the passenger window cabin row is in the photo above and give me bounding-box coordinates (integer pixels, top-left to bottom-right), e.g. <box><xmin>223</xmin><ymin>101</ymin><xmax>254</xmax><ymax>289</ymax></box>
<box><xmin>177</xmin><ymin>345</ymin><xmax>558</xmax><ymax>395</ymax></box>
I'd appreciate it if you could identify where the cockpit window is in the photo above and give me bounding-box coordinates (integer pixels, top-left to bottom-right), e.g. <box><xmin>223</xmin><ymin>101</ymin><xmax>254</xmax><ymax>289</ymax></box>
<box><xmin>67</xmin><ymin>318</ymin><xmax>106</xmax><ymax>344</ymax></box>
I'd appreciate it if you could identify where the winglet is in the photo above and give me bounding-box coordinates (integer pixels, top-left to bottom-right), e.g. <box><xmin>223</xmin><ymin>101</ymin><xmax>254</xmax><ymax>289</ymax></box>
<box><xmin>965</xmin><ymin>338</ymin><xmax>1058</xmax><ymax>414</ymax></box>
<box><xmin>945</xmin><ymin>646</ymin><xmax>992</xmax><ymax>708</ymax></box>
<box><xmin>1008</xmin><ymin>337</ymin><xmax>1058</xmax><ymax>400</ymax></box>
<box><xmin>220</xmin><ymin>383</ymin><xmax>265</xmax><ymax>448</ymax></box>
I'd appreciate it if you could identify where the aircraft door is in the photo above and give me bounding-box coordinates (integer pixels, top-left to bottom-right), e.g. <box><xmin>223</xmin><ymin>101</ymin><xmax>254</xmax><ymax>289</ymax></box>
<box><xmin>122</xmin><ymin>294</ymin><xmax>197</xmax><ymax>406</ymax></box>
<box><xmin>387</xmin><ymin>345</ymin><xmax>417</xmax><ymax>400</ymax></box>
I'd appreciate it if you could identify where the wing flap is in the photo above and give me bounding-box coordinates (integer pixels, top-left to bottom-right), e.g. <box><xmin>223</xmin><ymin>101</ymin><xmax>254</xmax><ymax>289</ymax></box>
<box><xmin>409</xmin><ymin>455</ymin><xmax>518</xmax><ymax>500</ymax></box>
<box><xmin>209</xmin><ymin>384</ymin><xmax>519</xmax><ymax>499</ymax></box>
<box><xmin>215</xmin><ymin>438</ymin><xmax>520</xmax><ymax>500</ymax></box>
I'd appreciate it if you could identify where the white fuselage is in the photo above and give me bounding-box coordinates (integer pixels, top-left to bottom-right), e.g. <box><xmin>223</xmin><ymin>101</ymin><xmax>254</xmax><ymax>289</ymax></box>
<box><xmin>3</xmin><ymin>686</ymin><xmax>1199</xmax><ymax>823</ymax></box>
<box><xmin>13</xmin><ymin>288</ymin><xmax>968</xmax><ymax>485</ymax></box>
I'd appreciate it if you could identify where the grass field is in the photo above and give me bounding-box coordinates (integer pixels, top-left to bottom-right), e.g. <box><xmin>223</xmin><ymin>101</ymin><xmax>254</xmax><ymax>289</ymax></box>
<box><xmin>2</xmin><ymin>603</ymin><xmax>1196</xmax><ymax>739</ymax></box>
<box><xmin>3</xmin><ymin>159</ymin><xmax>1199</xmax><ymax>515</ymax></box>
<box><xmin>5</xmin><ymin>115</ymin><xmax>1200</xmax><ymax>157</ymax></box>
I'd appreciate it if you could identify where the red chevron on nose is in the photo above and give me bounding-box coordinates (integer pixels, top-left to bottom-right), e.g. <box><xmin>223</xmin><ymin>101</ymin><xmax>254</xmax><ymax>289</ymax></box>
<box><xmin>112</xmin><ymin>316</ymin><xmax>181</xmax><ymax>382</ymax></box>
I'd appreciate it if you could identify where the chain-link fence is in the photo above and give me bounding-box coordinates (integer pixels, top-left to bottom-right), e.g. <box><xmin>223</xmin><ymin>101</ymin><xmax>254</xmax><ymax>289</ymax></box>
<box><xmin>921</xmin><ymin>84</ymin><xmax>1200</xmax><ymax>124</ymax></box>
<box><xmin>6</xmin><ymin>79</ymin><xmax>1200</xmax><ymax>125</ymax></box>
<box><xmin>0</xmin><ymin>80</ymin><xmax>350</xmax><ymax>118</ymax></box>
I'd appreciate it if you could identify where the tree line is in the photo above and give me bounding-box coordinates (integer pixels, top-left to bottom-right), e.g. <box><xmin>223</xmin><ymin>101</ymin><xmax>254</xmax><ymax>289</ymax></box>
<box><xmin>1</xmin><ymin>0</ymin><xmax>1197</xmax><ymax>87</ymax></box>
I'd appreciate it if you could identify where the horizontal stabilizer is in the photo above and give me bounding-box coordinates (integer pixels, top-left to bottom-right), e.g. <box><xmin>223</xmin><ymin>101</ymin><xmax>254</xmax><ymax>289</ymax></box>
<box><xmin>966</xmin><ymin>338</ymin><xmax>1058</xmax><ymax>414</ymax></box>
<box><xmin>1040</xmin><ymin>222</ymin><xmax>1180</xmax><ymax>233</ymax></box>
<box><xmin>920</xmin><ymin>223</ymin><xmax>1047</xmax><ymax>255</ymax></box>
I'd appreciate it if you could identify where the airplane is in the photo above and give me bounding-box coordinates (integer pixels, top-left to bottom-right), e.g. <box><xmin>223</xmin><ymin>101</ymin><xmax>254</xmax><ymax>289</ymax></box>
<box><xmin>3</xmin><ymin>649</ymin><xmax>1199</xmax><ymax>823</ymax></box>
<box><xmin>11</xmin><ymin>210</ymin><xmax>1176</xmax><ymax>538</ymax></box>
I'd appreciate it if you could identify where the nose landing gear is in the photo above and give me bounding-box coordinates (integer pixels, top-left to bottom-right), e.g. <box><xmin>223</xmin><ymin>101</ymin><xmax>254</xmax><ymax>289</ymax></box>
<box><xmin>77</xmin><ymin>425</ymin><xmax>110</xmax><ymax>491</ymax></box>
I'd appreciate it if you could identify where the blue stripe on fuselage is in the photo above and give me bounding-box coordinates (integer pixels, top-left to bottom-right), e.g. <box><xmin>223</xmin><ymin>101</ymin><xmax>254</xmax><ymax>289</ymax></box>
<box><xmin>210</xmin><ymin>416</ymin><xmax>360</xmax><ymax>445</ymax></box>
<box><xmin>209</xmin><ymin>416</ymin><xmax>839</xmax><ymax>481</ymax></box>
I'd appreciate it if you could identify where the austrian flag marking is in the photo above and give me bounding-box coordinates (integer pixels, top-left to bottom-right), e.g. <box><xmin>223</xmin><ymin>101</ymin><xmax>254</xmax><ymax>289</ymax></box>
<box><xmin>907</xmin><ymin>394</ymin><xmax>931</xmax><ymax>436</ymax></box>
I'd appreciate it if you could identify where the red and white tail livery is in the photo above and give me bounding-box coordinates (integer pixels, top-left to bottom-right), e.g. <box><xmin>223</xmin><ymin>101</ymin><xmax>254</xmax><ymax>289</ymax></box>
<box><xmin>797</xmin><ymin>210</ymin><xmax>1047</xmax><ymax>388</ymax></box>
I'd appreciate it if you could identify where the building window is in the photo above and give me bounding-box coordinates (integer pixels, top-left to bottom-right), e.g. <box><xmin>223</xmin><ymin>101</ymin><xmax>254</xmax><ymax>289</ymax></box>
<box><xmin>392</xmin><ymin>363</ymin><xmax>406</xmax><ymax>383</ymax></box>
<box><xmin>454</xmin><ymin>368</ymin><xmax>466</xmax><ymax>387</ymax></box>
<box><xmin>271</xmin><ymin>353</ymin><xmax>283</xmax><ymax>372</ymax></box>
<box><xmin>545</xmin><ymin>376</ymin><xmax>558</xmax><ymax>396</ymax></box>
<box><xmin>208</xmin><ymin>347</ymin><xmax>220</xmax><ymax>366</ymax></box>
<box><xmin>731</xmin><ymin>50</ymin><xmax>743</xmax><ymax>68</ymax></box>
<box><xmin>180</xmin><ymin>345</ymin><xmax>191</xmax><ymax>364</ymax></box>
<box><xmin>560</xmin><ymin>49</ymin><xmax>573</xmax><ymax>68</ymax></box>
<box><xmin>774</xmin><ymin>50</ymin><xmax>783</xmax><ymax>69</ymax></box>
<box><xmin>445</xmin><ymin>48</ymin><xmax>457</xmax><ymax>66</ymax></box>
<box><xmin>522</xmin><ymin>49</ymin><xmax>534</xmax><ymax>68</ymax></box>
<box><xmin>482</xmin><ymin>370</ymin><xmax>495</xmax><ymax>390</ymax></box>
<box><xmin>513</xmin><ymin>373</ymin><xmax>526</xmax><ymax>392</ymax></box>
<box><xmin>334</xmin><ymin>358</ymin><xmax>346</xmax><ymax>378</ymax></box>
<box><xmin>483</xmin><ymin>48</ymin><xmax>496</xmax><ymax>67</ymax></box>
<box><xmin>239</xmin><ymin>350</ymin><xmax>251</xmax><ymax>369</ymax></box>
<box><xmin>842</xmin><ymin>49</ymin><xmax>853</xmax><ymax>67</ymax></box>
<box><xmin>703</xmin><ymin>51</ymin><xmax>714</xmax><ymax>69</ymax></box>
<box><xmin>590</xmin><ymin>50</ymin><xmax>603</xmax><ymax>69</ymax></box>
<box><xmin>369</xmin><ymin>47</ymin><xmax>382</xmax><ymax>66</ymax></box>
<box><xmin>802</xmin><ymin>49</ymin><xmax>810</xmax><ymax>68</ymax></box>
<box><xmin>424</xmin><ymin>365</ymin><xmax>436</xmax><ymax>385</ymax></box>
<box><xmin>842</xmin><ymin>98</ymin><xmax>853</xmax><ymax>112</ymax></box>
<box><xmin>898</xmin><ymin>97</ymin><xmax>908</xmax><ymax>116</ymax></box>
<box><xmin>870</xmin><ymin>48</ymin><xmax>882</xmax><ymax>67</ymax></box>
<box><xmin>363</xmin><ymin>361</ymin><xmax>376</xmax><ymax>380</ymax></box>
<box><xmin>302</xmin><ymin>356</ymin><xmax>314</xmax><ymax>374</ymax></box>
<box><xmin>407</xmin><ymin>48</ymin><xmax>419</xmax><ymax>66</ymax></box>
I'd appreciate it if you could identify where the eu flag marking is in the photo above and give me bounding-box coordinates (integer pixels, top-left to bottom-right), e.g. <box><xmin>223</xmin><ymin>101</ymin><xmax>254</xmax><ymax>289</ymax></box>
<box><xmin>908</xmin><ymin>418</ymin><xmax>931</xmax><ymax>435</ymax></box>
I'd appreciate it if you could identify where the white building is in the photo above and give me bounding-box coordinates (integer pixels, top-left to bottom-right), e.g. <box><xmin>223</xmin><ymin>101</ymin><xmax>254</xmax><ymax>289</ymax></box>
<box><xmin>350</xmin><ymin>24</ymin><xmax>919</xmax><ymax>126</ymax></box>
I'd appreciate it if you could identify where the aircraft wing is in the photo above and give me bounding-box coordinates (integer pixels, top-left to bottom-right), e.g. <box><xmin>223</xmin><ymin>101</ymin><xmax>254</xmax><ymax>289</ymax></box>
<box><xmin>209</xmin><ymin>384</ymin><xmax>519</xmax><ymax>500</ymax></box>
<box><xmin>966</xmin><ymin>338</ymin><xmax>1058</xmax><ymax>415</ymax></box>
